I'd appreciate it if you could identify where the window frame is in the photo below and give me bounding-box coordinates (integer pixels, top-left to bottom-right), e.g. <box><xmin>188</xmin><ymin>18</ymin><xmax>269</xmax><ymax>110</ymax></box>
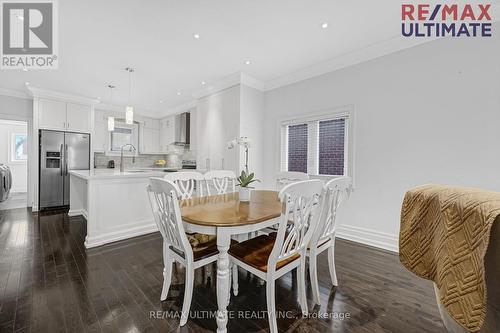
<box><xmin>9</xmin><ymin>132</ymin><xmax>28</xmax><ymax>164</ymax></box>
<box><xmin>278</xmin><ymin>105</ymin><xmax>355</xmax><ymax>183</ymax></box>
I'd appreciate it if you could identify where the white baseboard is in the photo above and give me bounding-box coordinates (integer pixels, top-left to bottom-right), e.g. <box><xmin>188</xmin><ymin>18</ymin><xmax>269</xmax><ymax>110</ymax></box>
<box><xmin>68</xmin><ymin>209</ymin><xmax>88</xmax><ymax>219</ymax></box>
<box><xmin>84</xmin><ymin>222</ymin><xmax>158</xmax><ymax>249</ymax></box>
<box><xmin>336</xmin><ymin>224</ymin><xmax>399</xmax><ymax>253</ymax></box>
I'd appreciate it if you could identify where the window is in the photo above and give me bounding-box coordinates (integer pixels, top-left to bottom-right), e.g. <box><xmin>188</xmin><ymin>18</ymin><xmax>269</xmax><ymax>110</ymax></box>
<box><xmin>280</xmin><ymin>108</ymin><xmax>352</xmax><ymax>176</ymax></box>
<box><xmin>108</xmin><ymin>120</ymin><xmax>139</xmax><ymax>155</ymax></box>
<box><xmin>11</xmin><ymin>133</ymin><xmax>27</xmax><ymax>162</ymax></box>
<box><xmin>111</xmin><ymin>126</ymin><xmax>133</xmax><ymax>151</ymax></box>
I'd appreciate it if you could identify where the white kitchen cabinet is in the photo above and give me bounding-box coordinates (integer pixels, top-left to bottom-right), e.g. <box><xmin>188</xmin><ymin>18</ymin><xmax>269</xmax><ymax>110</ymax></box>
<box><xmin>140</xmin><ymin>127</ymin><xmax>161</xmax><ymax>154</ymax></box>
<box><xmin>38</xmin><ymin>98</ymin><xmax>92</xmax><ymax>133</ymax></box>
<box><xmin>160</xmin><ymin>116</ymin><xmax>175</xmax><ymax>152</ymax></box>
<box><xmin>142</xmin><ymin>117</ymin><xmax>160</xmax><ymax>130</ymax></box>
<box><xmin>66</xmin><ymin>103</ymin><xmax>91</xmax><ymax>133</ymax></box>
<box><xmin>38</xmin><ymin>98</ymin><xmax>67</xmax><ymax>131</ymax></box>
<box><xmin>92</xmin><ymin>120</ymin><xmax>107</xmax><ymax>152</ymax></box>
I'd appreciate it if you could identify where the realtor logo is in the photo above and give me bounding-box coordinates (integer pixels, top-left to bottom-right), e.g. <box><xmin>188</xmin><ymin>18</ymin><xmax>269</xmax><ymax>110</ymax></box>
<box><xmin>1</xmin><ymin>0</ymin><xmax>58</xmax><ymax>69</ymax></box>
<box><xmin>401</xmin><ymin>4</ymin><xmax>493</xmax><ymax>37</ymax></box>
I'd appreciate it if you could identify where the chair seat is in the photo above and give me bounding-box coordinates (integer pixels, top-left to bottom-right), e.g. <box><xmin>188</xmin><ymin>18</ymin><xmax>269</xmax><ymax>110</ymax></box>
<box><xmin>228</xmin><ymin>234</ymin><xmax>300</xmax><ymax>272</ymax></box>
<box><xmin>170</xmin><ymin>235</ymin><xmax>237</xmax><ymax>262</ymax></box>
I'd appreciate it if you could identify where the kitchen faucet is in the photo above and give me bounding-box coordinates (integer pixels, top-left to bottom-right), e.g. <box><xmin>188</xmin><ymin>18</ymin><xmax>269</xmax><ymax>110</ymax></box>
<box><xmin>120</xmin><ymin>144</ymin><xmax>137</xmax><ymax>172</ymax></box>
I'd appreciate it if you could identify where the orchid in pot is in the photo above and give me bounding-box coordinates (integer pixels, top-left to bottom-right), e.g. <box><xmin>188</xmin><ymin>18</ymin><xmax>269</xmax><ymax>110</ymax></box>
<box><xmin>227</xmin><ymin>136</ymin><xmax>260</xmax><ymax>201</ymax></box>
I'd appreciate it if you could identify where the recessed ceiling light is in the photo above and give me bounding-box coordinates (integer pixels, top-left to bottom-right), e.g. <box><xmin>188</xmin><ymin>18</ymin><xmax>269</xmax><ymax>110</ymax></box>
<box><xmin>193</xmin><ymin>33</ymin><xmax>200</xmax><ymax>39</ymax></box>
<box><xmin>25</xmin><ymin>82</ymin><xmax>30</xmax><ymax>85</ymax></box>
<box><xmin>321</xmin><ymin>22</ymin><xmax>328</xmax><ymax>29</ymax></box>
<box><xmin>177</xmin><ymin>92</ymin><xmax>182</xmax><ymax>96</ymax></box>
<box><xmin>245</xmin><ymin>60</ymin><xmax>251</xmax><ymax>65</ymax></box>
<box><xmin>159</xmin><ymin>100</ymin><xmax>164</xmax><ymax>104</ymax></box>
<box><xmin>201</xmin><ymin>81</ymin><xmax>206</xmax><ymax>85</ymax></box>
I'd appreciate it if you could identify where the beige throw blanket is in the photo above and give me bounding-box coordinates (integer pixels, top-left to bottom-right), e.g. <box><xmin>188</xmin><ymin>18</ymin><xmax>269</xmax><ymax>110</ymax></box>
<box><xmin>399</xmin><ymin>184</ymin><xmax>500</xmax><ymax>332</ymax></box>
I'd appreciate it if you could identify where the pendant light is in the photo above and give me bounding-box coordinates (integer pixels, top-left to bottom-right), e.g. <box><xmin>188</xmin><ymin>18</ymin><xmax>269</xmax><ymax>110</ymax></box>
<box><xmin>125</xmin><ymin>67</ymin><xmax>135</xmax><ymax>124</ymax></box>
<box><xmin>107</xmin><ymin>85</ymin><xmax>116</xmax><ymax>131</ymax></box>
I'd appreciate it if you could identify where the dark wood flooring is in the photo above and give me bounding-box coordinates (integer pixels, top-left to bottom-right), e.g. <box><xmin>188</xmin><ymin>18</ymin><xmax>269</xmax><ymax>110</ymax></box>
<box><xmin>0</xmin><ymin>208</ymin><xmax>445</xmax><ymax>333</ymax></box>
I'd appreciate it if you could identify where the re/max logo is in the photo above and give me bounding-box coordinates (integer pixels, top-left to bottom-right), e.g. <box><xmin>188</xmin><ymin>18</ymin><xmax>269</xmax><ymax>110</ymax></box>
<box><xmin>401</xmin><ymin>4</ymin><xmax>493</xmax><ymax>37</ymax></box>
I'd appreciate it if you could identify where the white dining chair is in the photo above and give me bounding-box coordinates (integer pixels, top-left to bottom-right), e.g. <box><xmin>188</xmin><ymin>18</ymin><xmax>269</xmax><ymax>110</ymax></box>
<box><xmin>308</xmin><ymin>176</ymin><xmax>351</xmax><ymax>305</ymax></box>
<box><xmin>275</xmin><ymin>171</ymin><xmax>310</xmax><ymax>191</ymax></box>
<box><xmin>147</xmin><ymin>177</ymin><xmax>237</xmax><ymax>326</ymax></box>
<box><xmin>164</xmin><ymin>171</ymin><xmax>205</xmax><ymax>199</ymax></box>
<box><xmin>203</xmin><ymin>170</ymin><xmax>237</xmax><ymax>195</ymax></box>
<box><xmin>228</xmin><ymin>180</ymin><xmax>325</xmax><ymax>333</ymax></box>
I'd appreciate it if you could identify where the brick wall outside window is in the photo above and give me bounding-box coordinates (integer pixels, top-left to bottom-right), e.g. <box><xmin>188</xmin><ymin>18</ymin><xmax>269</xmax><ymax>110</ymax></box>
<box><xmin>319</xmin><ymin>119</ymin><xmax>345</xmax><ymax>175</ymax></box>
<box><xmin>287</xmin><ymin>124</ymin><xmax>308</xmax><ymax>173</ymax></box>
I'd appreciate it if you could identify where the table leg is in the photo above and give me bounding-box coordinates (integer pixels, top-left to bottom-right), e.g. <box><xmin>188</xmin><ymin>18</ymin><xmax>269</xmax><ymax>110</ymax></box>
<box><xmin>216</xmin><ymin>228</ymin><xmax>231</xmax><ymax>333</ymax></box>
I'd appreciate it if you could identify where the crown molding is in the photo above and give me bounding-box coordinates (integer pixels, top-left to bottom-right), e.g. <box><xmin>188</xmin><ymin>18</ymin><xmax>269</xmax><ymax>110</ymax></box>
<box><xmin>191</xmin><ymin>72</ymin><xmax>265</xmax><ymax>100</ymax></box>
<box><xmin>0</xmin><ymin>87</ymin><xmax>30</xmax><ymax>100</ymax></box>
<box><xmin>26</xmin><ymin>86</ymin><xmax>101</xmax><ymax>105</ymax></box>
<box><xmin>163</xmin><ymin>100</ymin><xmax>197</xmax><ymax>116</ymax></box>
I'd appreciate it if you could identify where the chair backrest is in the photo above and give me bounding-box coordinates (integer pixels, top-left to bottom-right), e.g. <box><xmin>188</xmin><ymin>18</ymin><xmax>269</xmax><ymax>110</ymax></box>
<box><xmin>311</xmin><ymin>177</ymin><xmax>352</xmax><ymax>248</ymax></box>
<box><xmin>164</xmin><ymin>171</ymin><xmax>205</xmax><ymax>199</ymax></box>
<box><xmin>268</xmin><ymin>180</ymin><xmax>325</xmax><ymax>271</ymax></box>
<box><xmin>275</xmin><ymin>171</ymin><xmax>310</xmax><ymax>191</ymax></box>
<box><xmin>147</xmin><ymin>178</ymin><xmax>193</xmax><ymax>259</ymax></box>
<box><xmin>203</xmin><ymin>170</ymin><xmax>237</xmax><ymax>195</ymax></box>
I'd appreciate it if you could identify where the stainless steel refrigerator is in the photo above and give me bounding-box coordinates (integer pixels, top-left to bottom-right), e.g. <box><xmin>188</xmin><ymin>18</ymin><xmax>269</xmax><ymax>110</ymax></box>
<box><xmin>39</xmin><ymin>130</ymin><xmax>90</xmax><ymax>209</ymax></box>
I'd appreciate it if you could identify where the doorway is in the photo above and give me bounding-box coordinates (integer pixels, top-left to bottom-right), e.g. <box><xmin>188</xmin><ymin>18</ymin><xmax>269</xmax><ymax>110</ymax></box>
<box><xmin>0</xmin><ymin>119</ymin><xmax>28</xmax><ymax>210</ymax></box>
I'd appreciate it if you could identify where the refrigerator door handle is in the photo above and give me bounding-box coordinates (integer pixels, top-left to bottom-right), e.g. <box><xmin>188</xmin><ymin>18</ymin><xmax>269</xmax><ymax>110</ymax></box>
<box><xmin>60</xmin><ymin>144</ymin><xmax>64</xmax><ymax>176</ymax></box>
<box><xmin>65</xmin><ymin>144</ymin><xmax>69</xmax><ymax>175</ymax></box>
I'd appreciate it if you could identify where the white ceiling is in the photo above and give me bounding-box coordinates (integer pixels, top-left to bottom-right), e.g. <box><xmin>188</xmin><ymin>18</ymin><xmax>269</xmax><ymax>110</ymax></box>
<box><xmin>1</xmin><ymin>0</ymin><xmax>498</xmax><ymax>118</ymax></box>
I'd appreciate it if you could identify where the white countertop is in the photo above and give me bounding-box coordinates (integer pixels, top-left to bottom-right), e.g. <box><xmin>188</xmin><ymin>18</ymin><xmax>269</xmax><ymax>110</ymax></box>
<box><xmin>69</xmin><ymin>169</ymin><xmax>167</xmax><ymax>180</ymax></box>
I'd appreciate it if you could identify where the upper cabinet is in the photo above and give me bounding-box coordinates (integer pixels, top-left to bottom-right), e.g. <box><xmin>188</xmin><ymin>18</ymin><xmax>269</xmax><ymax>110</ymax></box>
<box><xmin>93</xmin><ymin>110</ymin><xmax>107</xmax><ymax>152</ymax></box>
<box><xmin>160</xmin><ymin>116</ymin><xmax>175</xmax><ymax>152</ymax></box>
<box><xmin>38</xmin><ymin>99</ymin><xmax>67</xmax><ymax>130</ymax></box>
<box><xmin>66</xmin><ymin>103</ymin><xmax>91</xmax><ymax>133</ymax></box>
<box><xmin>38</xmin><ymin>98</ymin><xmax>92</xmax><ymax>133</ymax></box>
<box><xmin>139</xmin><ymin>118</ymin><xmax>161</xmax><ymax>154</ymax></box>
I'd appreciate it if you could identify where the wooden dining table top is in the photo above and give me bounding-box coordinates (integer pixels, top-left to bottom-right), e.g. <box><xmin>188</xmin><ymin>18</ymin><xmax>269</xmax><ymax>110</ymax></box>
<box><xmin>179</xmin><ymin>190</ymin><xmax>282</xmax><ymax>227</ymax></box>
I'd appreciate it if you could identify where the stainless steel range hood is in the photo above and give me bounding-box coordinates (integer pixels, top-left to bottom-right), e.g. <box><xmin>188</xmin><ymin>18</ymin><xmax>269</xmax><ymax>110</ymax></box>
<box><xmin>172</xmin><ymin>112</ymin><xmax>190</xmax><ymax>146</ymax></box>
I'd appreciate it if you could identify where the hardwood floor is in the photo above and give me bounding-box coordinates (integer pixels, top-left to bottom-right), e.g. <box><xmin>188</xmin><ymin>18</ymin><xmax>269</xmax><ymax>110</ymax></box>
<box><xmin>0</xmin><ymin>208</ymin><xmax>445</xmax><ymax>333</ymax></box>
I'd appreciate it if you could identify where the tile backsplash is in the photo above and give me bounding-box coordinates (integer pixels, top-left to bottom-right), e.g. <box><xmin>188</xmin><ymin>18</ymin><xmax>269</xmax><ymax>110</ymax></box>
<box><xmin>94</xmin><ymin>151</ymin><xmax>196</xmax><ymax>169</ymax></box>
<box><xmin>94</xmin><ymin>153</ymin><xmax>168</xmax><ymax>169</ymax></box>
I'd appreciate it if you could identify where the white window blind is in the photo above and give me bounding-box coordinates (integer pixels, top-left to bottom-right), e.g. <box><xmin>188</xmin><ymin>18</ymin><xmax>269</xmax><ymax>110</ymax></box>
<box><xmin>280</xmin><ymin>110</ymin><xmax>350</xmax><ymax>176</ymax></box>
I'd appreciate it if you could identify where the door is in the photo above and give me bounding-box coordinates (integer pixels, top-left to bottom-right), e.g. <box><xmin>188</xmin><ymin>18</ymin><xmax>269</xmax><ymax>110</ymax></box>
<box><xmin>63</xmin><ymin>133</ymin><xmax>90</xmax><ymax>205</ymax></box>
<box><xmin>38</xmin><ymin>99</ymin><xmax>67</xmax><ymax>131</ymax></box>
<box><xmin>66</xmin><ymin>103</ymin><xmax>91</xmax><ymax>133</ymax></box>
<box><xmin>39</xmin><ymin>130</ymin><xmax>64</xmax><ymax>208</ymax></box>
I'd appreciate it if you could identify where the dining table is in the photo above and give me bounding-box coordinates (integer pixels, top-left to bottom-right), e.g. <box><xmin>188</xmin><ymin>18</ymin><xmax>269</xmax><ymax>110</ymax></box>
<box><xmin>180</xmin><ymin>189</ymin><xmax>282</xmax><ymax>333</ymax></box>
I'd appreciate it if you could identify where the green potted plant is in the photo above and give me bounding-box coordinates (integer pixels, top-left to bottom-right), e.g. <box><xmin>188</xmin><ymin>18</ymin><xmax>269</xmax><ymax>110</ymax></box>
<box><xmin>227</xmin><ymin>136</ymin><xmax>260</xmax><ymax>201</ymax></box>
<box><xmin>237</xmin><ymin>170</ymin><xmax>259</xmax><ymax>201</ymax></box>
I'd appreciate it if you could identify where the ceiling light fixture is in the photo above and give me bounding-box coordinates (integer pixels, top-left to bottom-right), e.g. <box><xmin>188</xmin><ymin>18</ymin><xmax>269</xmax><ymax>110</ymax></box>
<box><xmin>193</xmin><ymin>33</ymin><xmax>200</xmax><ymax>39</ymax></box>
<box><xmin>160</xmin><ymin>100</ymin><xmax>164</xmax><ymax>104</ymax></box>
<box><xmin>177</xmin><ymin>92</ymin><xmax>182</xmax><ymax>96</ymax></box>
<box><xmin>201</xmin><ymin>81</ymin><xmax>206</xmax><ymax>85</ymax></box>
<box><xmin>125</xmin><ymin>67</ymin><xmax>135</xmax><ymax>125</ymax></box>
<box><xmin>245</xmin><ymin>60</ymin><xmax>251</xmax><ymax>65</ymax></box>
<box><xmin>321</xmin><ymin>22</ymin><xmax>328</xmax><ymax>29</ymax></box>
<box><xmin>107</xmin><ymin>84</ymin><xmax>116</xmax><ymax>131</ymax></box>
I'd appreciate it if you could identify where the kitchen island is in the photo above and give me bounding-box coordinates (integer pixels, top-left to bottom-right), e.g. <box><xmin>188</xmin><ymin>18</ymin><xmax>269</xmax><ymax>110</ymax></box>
<box><xmin>68</xmin><ymin>169</ymin><xmax>165</xmax><ymax>248</ymax></box>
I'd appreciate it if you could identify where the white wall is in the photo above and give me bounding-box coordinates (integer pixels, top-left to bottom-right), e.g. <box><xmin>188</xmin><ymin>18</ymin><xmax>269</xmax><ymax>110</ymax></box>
<box><xmin>0</xmin><ymin>120</ymin><xmax>28</xmax><ymax>193</ymax></box>
<box><xmin>239</xmin><ymin>85</ymin><xmax>265</xmax><ymax>185</ymax></box>
<box><xmin>263</xmin><ymin>33</ymin><xmax>500</xmax><ymax>252</ymax></box>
